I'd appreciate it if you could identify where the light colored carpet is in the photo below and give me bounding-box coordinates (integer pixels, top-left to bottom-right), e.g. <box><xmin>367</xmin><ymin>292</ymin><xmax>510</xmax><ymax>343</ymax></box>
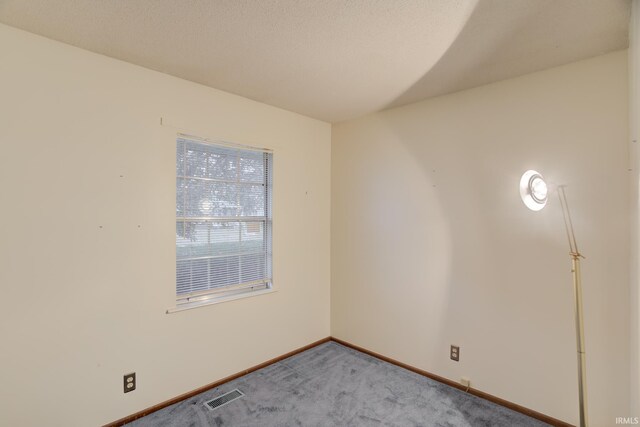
<box><xmin>129</xmin><ymin>341</ymin><xmax>550</xmax><ymax>426</ymax></box>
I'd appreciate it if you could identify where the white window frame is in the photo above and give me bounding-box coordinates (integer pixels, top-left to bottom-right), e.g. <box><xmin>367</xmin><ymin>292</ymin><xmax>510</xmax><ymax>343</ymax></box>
<box><xmin>169</xmin><ymin>133</ymin><xmax>274</xmax><ymax>312</ymax></box>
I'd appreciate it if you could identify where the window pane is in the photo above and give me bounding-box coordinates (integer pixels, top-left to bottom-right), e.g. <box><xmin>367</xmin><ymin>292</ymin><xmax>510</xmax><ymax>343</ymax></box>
<box><xmin>176</xmin><ymin>221</ymin><xmax>265</xmax><ymax>259</ymax></box>
<box><xmin>240</xmin><ymin>252</ymin><xmax>266</xmax><ymax>283</ymax></box>
<box><xmin>239</xmin><ymin>184</ymin><xmax>265</xmax><ymax>216</ymax></box>
<box><xmin>176</xmin><ymin>137</ymin><xmax>272</xmax><ymax>302</ymax></box>
<box><xmin>239</xmin><ymin>154</ymin><xmax>265</xmax><ymax>182</ymax></box>
<box><xmin>176</xmin><ymin>139</ymin><xmax>185</xmax><ymax>177</ymax></box>
<box><xmin>184</xmin><ymin>141</ymin><xmax>238</xmax><ymax>180</ymax></box>
<box><xmin>176</xmin><ymin>177</ymin><xmax>186</xmax><ymax>217</ymax></box>
<box><xmin>208</xmin><ymin>255</ymin><xmax>241</xmax><ymax>288</ymax></box>
<box><xmin>182</xmin><ymin>179</ymin><xmax>241</xmax><ymax>218</ymax></box>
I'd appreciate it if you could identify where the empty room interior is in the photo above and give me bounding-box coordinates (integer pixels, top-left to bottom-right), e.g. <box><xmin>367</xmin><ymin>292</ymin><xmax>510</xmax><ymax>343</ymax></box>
<box><xmin>1</xmin><ymin>1</ymin><xmax>640</xmax><ymax>426</ymax></box>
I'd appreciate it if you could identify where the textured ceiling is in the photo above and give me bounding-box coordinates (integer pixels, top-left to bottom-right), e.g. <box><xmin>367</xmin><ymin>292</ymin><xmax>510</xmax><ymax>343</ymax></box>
<box><xmin>0</xmin><ymin>0</ymin><xmax>631</xmax><ymax>123</ymax></box>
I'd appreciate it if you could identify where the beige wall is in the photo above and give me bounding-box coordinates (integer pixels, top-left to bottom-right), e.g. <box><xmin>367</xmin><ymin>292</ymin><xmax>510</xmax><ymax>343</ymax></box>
<box><xmin>331</xmin><ymin>51</ymin><xmax>629</xmax><ymax>425</ymax></box>
<box><xmin>0</xmin><ymin>24</ymin><xmax>330</xmax><ymax>426</ymax></box>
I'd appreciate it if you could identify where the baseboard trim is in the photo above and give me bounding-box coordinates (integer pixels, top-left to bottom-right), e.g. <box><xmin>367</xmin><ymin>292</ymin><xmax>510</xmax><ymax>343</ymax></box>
<box><xmin>105</xmin><ymin>335</ymin><xmax>572</xmax><ymax>427</ymax></box>
<box><xmin>103</xmin><ymin>337</ymin><xmax>331</xmax><ymax>427</ymax></box>
<box><xmin>330</xmin><ymin>337</ymin><xmax>574</xmax><ymax>427</ymax></box>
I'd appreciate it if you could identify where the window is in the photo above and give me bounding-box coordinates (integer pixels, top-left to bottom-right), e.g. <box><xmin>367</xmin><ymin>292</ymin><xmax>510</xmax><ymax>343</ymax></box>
<box><xmin>175</xmin><ymin>136</ymin><xmax>273</xmax><ymax>309</ymax></box>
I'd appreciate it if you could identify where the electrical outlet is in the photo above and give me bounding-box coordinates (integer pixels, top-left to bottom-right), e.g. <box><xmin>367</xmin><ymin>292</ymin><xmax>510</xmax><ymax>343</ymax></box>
<box><xmin>450</xmin><ymin>345</ymin><xmax>460</xmax><ymax>361</ymax></box>
<box><xmin>124</xmin><ymin>372</ymin><xmax>136</xmax><ymax>393</ymax></box>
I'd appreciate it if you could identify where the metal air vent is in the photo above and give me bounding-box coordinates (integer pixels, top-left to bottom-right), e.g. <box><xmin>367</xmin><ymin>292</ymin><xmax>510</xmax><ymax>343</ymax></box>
<box><xmin>203</xmin><ymin>389</ymin><xmax>244</xmax><ymax>411</ymax></box>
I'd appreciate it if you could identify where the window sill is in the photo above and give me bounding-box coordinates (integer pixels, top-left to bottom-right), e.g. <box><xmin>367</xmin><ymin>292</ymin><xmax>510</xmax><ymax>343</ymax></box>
<box><xmin>166</xmin><ymin>288</ymin><xmax>277</xmax><ymax>314</ymax></box>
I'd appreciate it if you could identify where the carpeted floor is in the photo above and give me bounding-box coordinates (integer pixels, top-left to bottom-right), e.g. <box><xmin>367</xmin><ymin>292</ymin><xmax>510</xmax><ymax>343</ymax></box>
<box><xmin>129</xmin><ymin>342</ymin><xmax>549</xmax><ymax>426</ymax></box>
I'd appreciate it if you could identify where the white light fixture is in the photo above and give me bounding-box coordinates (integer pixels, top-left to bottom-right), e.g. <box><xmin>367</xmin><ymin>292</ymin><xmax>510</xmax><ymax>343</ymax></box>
<box><xmin>519</xmin><ymin>170</ymin><xmax>588</xmax><ymax>427</ymax></box>
<box><xmin>519</xmin><ymin>170</ymin><xmax>548</xmax><ymax>211</ymax></box>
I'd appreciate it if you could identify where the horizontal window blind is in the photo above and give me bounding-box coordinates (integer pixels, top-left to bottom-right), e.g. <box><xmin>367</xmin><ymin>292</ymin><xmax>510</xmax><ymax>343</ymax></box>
<box><xmin>176</xmin><ymin>137</ymin><xmax>272</xmax><ymax>305</ymax></box>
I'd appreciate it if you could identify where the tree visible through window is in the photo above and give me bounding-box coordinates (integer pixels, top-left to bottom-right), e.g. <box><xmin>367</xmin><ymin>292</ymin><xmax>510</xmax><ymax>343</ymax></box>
<box><xmin>175</xmin><ymin>136</ymin><xmax>273</xmax><ymax>307</ymax></box>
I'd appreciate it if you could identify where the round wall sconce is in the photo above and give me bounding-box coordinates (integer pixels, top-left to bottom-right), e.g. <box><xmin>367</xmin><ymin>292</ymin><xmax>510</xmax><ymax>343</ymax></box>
<box><xmin>519</xmin><ymin>169</ymin><xmax>548</xmax><ymax>211</ymax></box>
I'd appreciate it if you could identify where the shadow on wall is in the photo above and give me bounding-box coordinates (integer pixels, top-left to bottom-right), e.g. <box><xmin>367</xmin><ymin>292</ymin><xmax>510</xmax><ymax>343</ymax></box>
<box><xmin>350</xmin><ymin>90</ymin><xmax>580</xmax><ymax>385</ymax></box>
<box><xmin>334</xmin><ymin>117</ymin><xmax>455</xmax><ymax>363</ymax></box>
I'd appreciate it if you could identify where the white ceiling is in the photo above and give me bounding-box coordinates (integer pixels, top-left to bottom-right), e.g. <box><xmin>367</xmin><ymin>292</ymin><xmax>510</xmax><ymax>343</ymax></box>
<box><xmin>0</xmin><ymin>0</ymin><xmax>631</xmax><ymax>123</ymax></box>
